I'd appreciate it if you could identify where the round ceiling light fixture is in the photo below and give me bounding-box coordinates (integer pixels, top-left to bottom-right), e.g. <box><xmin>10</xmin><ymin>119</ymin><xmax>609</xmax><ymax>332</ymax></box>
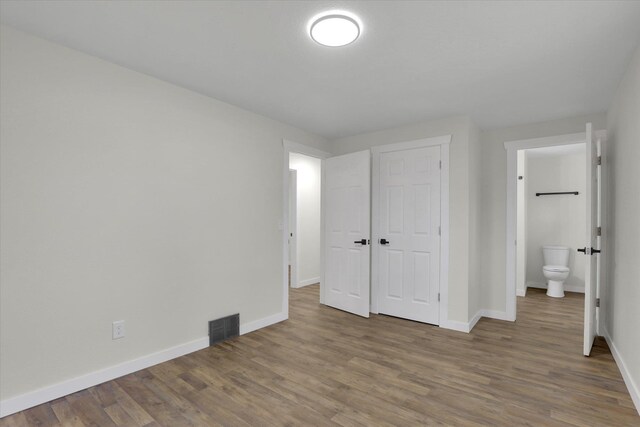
<box><xmin>308</xmin><ymin>11</ymin><xmax>361</xmax><ymax>47</ymax></box>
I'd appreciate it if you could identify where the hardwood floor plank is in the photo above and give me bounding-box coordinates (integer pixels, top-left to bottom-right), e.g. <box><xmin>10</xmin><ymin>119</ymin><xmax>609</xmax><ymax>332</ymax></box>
<box><xmin>115</xmin><ymin>374</ymin><xmax>191</xmax><ymax>426</ymax></box>
<box><xmin>50</xmin><ymin>399</ymin><xmax>85</xmax><ymax>427</ymax></box>
<box><xmin>65</xmin><ymin>390</ymin><xmax>115</xmax><ymax>427</ymax></box>
<box><xmin>22</xmin><ymin>403</ymin><xmax>61</xmax><ymax>427</ymax></box>
<box><xmin>103</xmin><ymin>404</ymin><xmax>136</xmax><ymax>427</ymax></box>
<box><xmin>87</xmin><ymin>382</ymin><xmax>118</xmax><ymax>408</ymax></box>
<box><xmin>135</xmin><ymin>371</ymin><xmax>221</xmax><ymax>427</ymax></box>
<box><xmin>0</xmin><ymin>413</ymin><xmax>30</xmax><ymax>427</ymax></box>
<box><xmin>109</xmin><ymin>381</ymin><xmax>156</xmax><ymax>426</ymax></box>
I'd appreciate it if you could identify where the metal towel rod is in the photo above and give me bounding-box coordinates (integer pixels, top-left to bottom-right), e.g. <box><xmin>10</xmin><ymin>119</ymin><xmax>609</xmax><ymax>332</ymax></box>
<box><xmin>535</xmin><ymin>191</ymin><xmax>579</xmax><ymax>196</ymax></box>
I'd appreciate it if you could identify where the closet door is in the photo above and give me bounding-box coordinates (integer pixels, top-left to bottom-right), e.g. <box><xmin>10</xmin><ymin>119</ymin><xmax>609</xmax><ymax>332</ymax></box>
<box><xmin>323</xmin><ymin>150</ymin><xmax>370</xmax><ymax>317</ymax></box>
<box><xmin>377</xmin><ymin>146</ymin><xmax>441</xmax><ymax>325</ymax></box>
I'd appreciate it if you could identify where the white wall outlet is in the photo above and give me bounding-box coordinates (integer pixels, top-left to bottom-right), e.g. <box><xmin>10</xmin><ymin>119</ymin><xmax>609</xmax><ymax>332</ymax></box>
<box><xmin>112</xmin><ymin>320</ymin><xmax>125</xmax><ymax>340</ymax></box>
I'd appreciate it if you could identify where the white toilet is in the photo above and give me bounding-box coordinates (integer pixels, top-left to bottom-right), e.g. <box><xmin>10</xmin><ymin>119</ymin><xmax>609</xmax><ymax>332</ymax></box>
<box><xmin>542</xmin><ymin>245</ymin><xmax>570</xmax><ymax>298</ymax></box>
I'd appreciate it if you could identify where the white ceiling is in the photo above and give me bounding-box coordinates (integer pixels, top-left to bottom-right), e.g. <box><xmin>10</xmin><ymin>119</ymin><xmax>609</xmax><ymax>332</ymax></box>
<box><xmin>2</xmin><ymin>1</ymin><xmax>640</xmax><ymax>139</ymax></box>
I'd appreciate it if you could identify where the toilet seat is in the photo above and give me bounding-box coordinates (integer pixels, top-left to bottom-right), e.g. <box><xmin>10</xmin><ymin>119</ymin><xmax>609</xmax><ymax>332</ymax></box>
<box><xmin>543</xmin><ymin>265</ymin><xmax>569</xmax><ymax>273</ymax></box>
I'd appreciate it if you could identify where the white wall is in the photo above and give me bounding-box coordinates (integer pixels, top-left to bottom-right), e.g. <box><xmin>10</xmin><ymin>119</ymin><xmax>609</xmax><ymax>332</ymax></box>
<box><xmin>479</xmin><ymin>112</ymin><xmax>607</xmax><ymax>313</ymax></box>
<box><xmin>0</xmin><ymin>26</ymin><xmax>328</xmax><ymax>402</ymax></box>
<box><xmin>516</xmin><ymin>151</ymin><xmax>527</xmax><ymax>296</ymax></box>
<box><xmin>524</xmin><ymin>150</ymin><xmax>586</xmax><ymax>292</ymax></box>
<box><xmin>330</xmin><ymin>116</ymin><xmax>474</xmax><ymax>324</ymax></box>
<box><xmin>288</xmin><ymin>153</ymin><xmax>321</xmax><ymax>287</ymax></box>
<box><xmin>605</xmin><ymin>42</ymin><xmax>640</xmax><ymax>412</ymax></box>
<box><xmin>467</xmin><ymin>122</ymin><xmax>482</xmax><ymax>320</ymax></box>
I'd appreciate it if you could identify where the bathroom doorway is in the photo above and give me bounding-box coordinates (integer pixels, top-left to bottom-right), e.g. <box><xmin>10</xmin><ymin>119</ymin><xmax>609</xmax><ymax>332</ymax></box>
<box><xmin>516</xmin><ymin>143</ymin><xmax>587</xmax><ymax>298</ymax></box>
<box><xmin>505</xmin><ymin>124</ymin><xmax>606</xmax><ymax>356</ymax></box>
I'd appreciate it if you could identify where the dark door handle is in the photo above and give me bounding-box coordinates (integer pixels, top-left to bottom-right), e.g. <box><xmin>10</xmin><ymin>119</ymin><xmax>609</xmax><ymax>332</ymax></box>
<box><xmin>354</xmin><ymin>239</ymin><xmax>367</xmax><ymax>245</ymax></box>
<box><xmin>578</xmin><ymin>247</ymin><xmax>602</xmax><ymax>255</ymax></box>
<box><xmin>380</xmin><ymin>238</ymin><xmax>390</xmax><ymax>245</ymax></box>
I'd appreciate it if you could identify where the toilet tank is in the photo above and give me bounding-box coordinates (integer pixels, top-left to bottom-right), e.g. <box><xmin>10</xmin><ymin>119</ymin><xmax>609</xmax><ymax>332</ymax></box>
<box><xmin>542</xmin><ymin>245</ymin><xmax>570</xmax><ymax>266</ymax></box>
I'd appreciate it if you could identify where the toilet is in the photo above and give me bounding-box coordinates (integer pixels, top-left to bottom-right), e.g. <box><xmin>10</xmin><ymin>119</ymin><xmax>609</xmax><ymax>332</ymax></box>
<box><xmin>542</xmin><ymin>245</ymin><xmax>570</xmax><ymax>298</ymax></box>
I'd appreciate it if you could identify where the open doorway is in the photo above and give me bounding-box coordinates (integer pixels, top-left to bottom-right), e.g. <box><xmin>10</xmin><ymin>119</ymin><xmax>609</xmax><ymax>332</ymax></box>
<box><xmin>283</xmin><ymin>136</ymin><xmax>451</xmax><ymax>325</ymax></box>
<box><xmin>505</xmin><ymin>124</ymin><xmax>606</xmax><ymax>356</ymax></box>
<box><xmin>281</xmin><ymin>140</ymin><xmax>330</xmax><ymax>318</ymax></box>
<box><xmin>288</xmin><ymin>152</ymin><xmax>321</xmax><ymax>289</ymax></box>
<box><xmin>516</xmin><ymin>143</ymin><xmax>587</xmax><ymax>299</ymax></box>
<box><xmin>514</xmin><ymin>143</ymin><xmax>587</xmax><ymax>349</ymax></box>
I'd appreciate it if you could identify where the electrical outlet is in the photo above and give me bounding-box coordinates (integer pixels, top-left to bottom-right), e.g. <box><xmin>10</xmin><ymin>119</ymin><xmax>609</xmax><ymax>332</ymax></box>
<box><xmin>112</xmin><ymin>320</ymin><xmax>125</xmax><ymax>340</ymax></box>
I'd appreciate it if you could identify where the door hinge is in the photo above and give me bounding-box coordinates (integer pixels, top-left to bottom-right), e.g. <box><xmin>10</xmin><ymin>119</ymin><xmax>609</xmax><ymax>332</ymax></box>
<box><xmin>438</xmin><ymin>226</ymin><xmax>441</xmax><ymax>236</ymax></box>
<box><xmin>438</xmin><ymin>293</ymin><xmax>440</xmax><ymax>302</ymax></box>
<box><xmin>596</xmin><ymin>298</ymin><xmax>600</xmax><ymax>308</ymax></box>
<box><xmin>597</xmin><ymin>156</ymin><xmax>602</xmax><ymax>166</ymax></box>
<box><xmin>596</xmin><ymin>226</ymin><xmax>602</xmax><ymax>236</ymax></box>
<box><xmin>439</xmin><ymin>160</ymin><xmax>442</xmax><ymax>169</ymax></box>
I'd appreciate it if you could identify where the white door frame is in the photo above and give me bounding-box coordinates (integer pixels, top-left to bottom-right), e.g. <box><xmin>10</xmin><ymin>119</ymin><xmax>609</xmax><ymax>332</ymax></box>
<box><xmin>288</xmin><ymin>169</ymin><xmax>298</xmax><ymax>288</ymax></box>
<box><xmin>282</xmin><ymin>140</ymin><xmax>330</xmax><ymax>317</ymax></box>
<box><xmin>371</xmin><ymin>135</ymin><xmax>451</xmax><ymax>327</ymax></box>
<box><xmin>503</xmin><ymin>130</ymin><xmax>607</xmax><ymax>323</ymax></box>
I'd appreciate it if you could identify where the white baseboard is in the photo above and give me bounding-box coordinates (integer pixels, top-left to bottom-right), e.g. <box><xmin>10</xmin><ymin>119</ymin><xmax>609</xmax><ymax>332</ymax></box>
<box><xmin>239</xmin><ymin>311</ymin><xmax>287</xmax><ymax>335</ymax></box>
<box><xmin>440</xmin><ymin>309</ymin><xmax>516</xmax><ymax>334</ymax></box>
<box><xmin>0</xmin><ymin>336</ymin><xmax>209</xmax><ymax>418</ymax></box>
<box><xmin>293</xmin><ymin>277</ymin><xmax>320</xmax><ymax>288</ymax></box>
<box><xmin>527</xmin><ymin>282</ymin><xmax>585</xmax><ymax>293</ymax></box>
<box><xmin>603</xmin><ymin>328</ymin><xmax>640</xmax><ymax>415</ymax></box>
<box><xmin>0</xmin><ymin>311</ymin><xmax>288</xmax><ymax>418</ymax></box>
<box><xmin>481</xmin><ymin>309</ymin><xmax>512</xmax><ymax>321</ymax></box>
<box><xmin>516</xmin><ymin>288</ymin><xmax>527</xmax><ymax>297</ymax></box>
<box><xmin>468</xmin><ymin>310</ymin><xmax>482</xmax><ymax>332</ymax></box>
<box><xmin>440</xmin><ymin>310</ymin><xmax>484</xmax><ymax>334</ymax></box>
<box><xmin>439</xmin><ymin>319</ymin><xmax>471</xmax><ymax>333</ymax></box>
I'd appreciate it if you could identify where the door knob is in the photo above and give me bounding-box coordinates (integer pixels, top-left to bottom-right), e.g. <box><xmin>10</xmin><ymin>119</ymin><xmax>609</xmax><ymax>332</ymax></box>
<box><xmin>354</xmin><ymin>239</ymin><xmax>367</xmax><ymax>245</ymax></box>
<box><xmin>380</xmin><ymin>238</ymin><xmax>390</xmax><ymax>245</ymax></box>
<box><xmin>578</xmin><ymin>247</ymin><xmax>602</xmax><ymax>255</ymax></box>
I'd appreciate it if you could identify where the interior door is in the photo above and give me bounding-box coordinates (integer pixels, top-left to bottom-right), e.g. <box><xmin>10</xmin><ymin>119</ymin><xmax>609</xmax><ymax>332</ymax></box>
<box><xmin>323</xmin><ymin>150</ymin><xmax>370</xmax><ymax>317</ymax></box>
<box><xmin>378</xmin><ymin>146</ymin><xmax>441</xmax><ymax>324</ymax></box>
<box><xmin>583</xmin><ymin>122</ymin><xmax>599</xmax><ymax>356</ymax></box>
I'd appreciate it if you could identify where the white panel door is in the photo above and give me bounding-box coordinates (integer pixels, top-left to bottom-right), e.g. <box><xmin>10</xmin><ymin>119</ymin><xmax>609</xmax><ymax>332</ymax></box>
<box><xmin>583</xmin><ymin>123</ymin><xmax>600</xmax><ymax>356</ymax></box>
<box><xmin>323</xmin><ymin>150</ymin><xmax>370</xmax><ymax>317</ymax></box>
<box><xmin>378</xmin><ymin>146</ymin><xmax>441</xmax><ymax>324</ymax></box>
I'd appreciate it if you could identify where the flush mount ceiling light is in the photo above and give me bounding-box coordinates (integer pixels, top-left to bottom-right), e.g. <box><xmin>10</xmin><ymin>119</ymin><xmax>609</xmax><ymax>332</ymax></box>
<box><xmin>308</xmin><ymin>11</ymin><xmax>361</xmax><ymax>47</ymax></box>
